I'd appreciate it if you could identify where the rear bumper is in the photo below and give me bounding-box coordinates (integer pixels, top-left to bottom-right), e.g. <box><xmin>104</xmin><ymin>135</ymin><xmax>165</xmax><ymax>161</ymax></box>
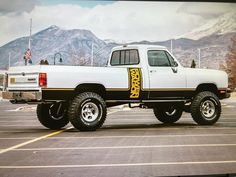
<box><xmin>2</xmin><ymin>91</ymin><xmax>42</xmax><ymax>102</ymax></box>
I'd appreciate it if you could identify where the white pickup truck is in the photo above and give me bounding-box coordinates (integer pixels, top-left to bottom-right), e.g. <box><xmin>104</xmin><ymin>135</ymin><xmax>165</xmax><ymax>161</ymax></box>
<box><xmin>3</xmin><ymin>45</ymin><xmax>230</xmax><ymax>131</ymax></box>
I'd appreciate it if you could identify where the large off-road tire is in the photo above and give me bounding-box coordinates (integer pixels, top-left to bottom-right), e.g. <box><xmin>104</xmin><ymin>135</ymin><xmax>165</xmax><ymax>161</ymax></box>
<box><xmin>37</xmin><ymin>102</ymin><xmax>69</xmax><ymax>130</ymax></box>
<box><xmin>68</xmin><ymin>92</ymin><xmax>107</xmax><ymax>131</ymax></box>
<box><xmin>153</xmin><ymin>104</ymin><xmax>183</xmax><ymax>124</ymax></box>
<box><xmin>190</xmin><ymin>91</ymin><xmax>221</xmax><ymax>125</ymax></box>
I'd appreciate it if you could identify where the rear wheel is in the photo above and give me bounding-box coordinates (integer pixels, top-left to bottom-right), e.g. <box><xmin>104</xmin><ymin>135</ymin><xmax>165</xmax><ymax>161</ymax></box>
<box><xmin>191</xmin><ymin>91</ymin><xmax>221</xmax><ymax>125</ymax></box>
<box><xmin>37</xmin><ymin>102</ymin><xmax>69</xmax><ymax>129</ymax></box>
<box><xmin>68</xmin><ymin>92</ymin><xmax>107</xmax><ymax>131</ymax></box>
<box><xmin>153</xmin><ymin>104</ymin><xmax>183</xmax><ymax>124</ymax></box>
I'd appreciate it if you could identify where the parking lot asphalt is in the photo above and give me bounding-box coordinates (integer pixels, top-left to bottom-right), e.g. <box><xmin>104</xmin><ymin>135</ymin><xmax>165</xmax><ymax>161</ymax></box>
<box><xmin>0</xmin><ymin>99</ymin><xmax>236</xmax><ymax>177</ymax></box>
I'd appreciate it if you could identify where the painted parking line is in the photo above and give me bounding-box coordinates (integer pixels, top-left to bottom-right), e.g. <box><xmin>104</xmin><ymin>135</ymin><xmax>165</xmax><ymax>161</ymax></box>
<box><xmin>0</xmin><ymin>120</ymin><xmax>37</xmax><ymax>122</ymax></box>
<box><xmin>1</xmin><ymin>121</ymin><xmax>236</xmax><ymax>126</ymax></box>
<box><xmin>0</xmin><ymin>111</ymin><xmax>118</xmax><ymax>154</ymax></box>
<box><xmin>109</xmin><ymin>114</ymin><xmax>236</xmax><ymax>117</ymax></box>
<box><xmin>0</xmin><ymin>160</ymin><xmax>236</xmax><ymax>169</ymax></box>
<box><xmin>106</xmin><ymin>120</ymin><xmax>236</xmax><ymax>124</ymax></box>
<box><xmin>0</xmin><ymin>127</ymin><xmax>73</xmax><ymax>154</ymax></box>
<box><xmin>12</xmin><ymin>143</ymin><xmax>236</xmax><ymax>151</ymax></box>
<box><xmin>0</xmin><ymin>137</ymin><xmax>35</xmax><ymax>140</ymax></box>
<box><xmin>221</xmin><ymin>114</ymin><xmax>236</xmax><ymax>116</ymax></box>
<box><xmin>0</xmin><ymin>119</ymin><xmax>235</xmax><ymax>123</ymax></box>
<box><xmin>48</xmin><ymin>133</ymin><xmax>236</xmax><ymax>139</ymax></box>
<box><xmin>102</xmin><ymin>127</ymin><xmax>236</xmax><ymax>131</ymax></box>
<box><xmin>0</xmin><ymin>125</ymin><xmax>43</xmax><ymax>127</ymax></box>
<box><xmin>0</xmin><ymin>123</ymin><xmax>235</xmax><ymax>127</ymax></box>
<box><xmin>1</xmin><ymin>133</ymin><xmax>236</xmax><ymax>140</ymax></box>
<box><xmin>0</xmin><ymin>127</ymin><xmax>236</xmax><ymax>133</ymax></box>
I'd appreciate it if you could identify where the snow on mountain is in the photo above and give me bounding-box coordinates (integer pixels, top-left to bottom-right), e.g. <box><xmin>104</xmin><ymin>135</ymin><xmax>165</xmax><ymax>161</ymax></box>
<box><xmin>104</xmin><ymin>39</ymin><xmax>137</xmax><ymax>45</ymax></box>
<box><xmin>181</xmin><ymin>12</ymin><xmax>236</xmax><ymax>40</ymax></box>
<box><xmin>0</xmin><ymin>22</ymin><xmax>235</xmax><ymax>70</ymax></box>
<box><xmin>104</xmin><ymin>39</ymin><xmax>121</xmax><ymax>44</ymax></box>
<box><xmin>0</xmin><ymin>25</ymin><xmax>111</xmax><ymax>68</ymax></box>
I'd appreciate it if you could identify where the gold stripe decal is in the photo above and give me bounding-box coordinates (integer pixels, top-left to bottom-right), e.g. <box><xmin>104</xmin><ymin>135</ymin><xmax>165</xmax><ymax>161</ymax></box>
<box><xmin>129</xmin><ymin>68</ymin><xmax>142</xmax><ymax>99</ymax></box>
<box><xmin>42</xmin><ymin>88</ymin><xmax>74</xmax><ymax>91</ymax></box>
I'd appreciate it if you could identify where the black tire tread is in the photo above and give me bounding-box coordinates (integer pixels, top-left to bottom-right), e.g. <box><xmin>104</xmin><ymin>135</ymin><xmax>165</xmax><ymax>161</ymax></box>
<box><xmin>190</xmin><ymin>91</ymin><xmax>221</xmax><ymax>125</ymax></box>
<box><xmin>153</xmin><ymin>105</ymin><xmax>183</xmax><ymax>124</ymax></box>
<box><xmin>36</xmin><ymin>104</ymin><xmax>69</xmax><ymax>130</ymax></box>
<box><xmin>68</xmin><ymin>92</ymin><xmax>107</xmax><ymax>131</ymax></box>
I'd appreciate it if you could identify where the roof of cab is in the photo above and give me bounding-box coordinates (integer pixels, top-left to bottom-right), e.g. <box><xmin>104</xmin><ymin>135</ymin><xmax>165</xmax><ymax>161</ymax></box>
<box><xmin>112</xmin><ymin>44</ymin><xmax>167</xmax><ymax>51</ymax></box>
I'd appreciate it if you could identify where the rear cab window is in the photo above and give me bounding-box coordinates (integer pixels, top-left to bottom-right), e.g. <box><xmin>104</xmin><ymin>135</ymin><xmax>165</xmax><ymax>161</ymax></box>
<box><xmin>110</xmin><ymin>49</ymin><xmax>139</xmax><ymax>66</ymax></box>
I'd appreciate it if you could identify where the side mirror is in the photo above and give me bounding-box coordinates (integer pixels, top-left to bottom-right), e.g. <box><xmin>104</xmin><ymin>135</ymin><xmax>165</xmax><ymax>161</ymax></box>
<box><xmin>173</xmin><ymin>61</ymin><xmax>178</xmax><ymax>67</ymax></box>
<box><xmin>171</xmin><ymin>61</ymin><xmax>178</xmax><ymax>73</ymax></box>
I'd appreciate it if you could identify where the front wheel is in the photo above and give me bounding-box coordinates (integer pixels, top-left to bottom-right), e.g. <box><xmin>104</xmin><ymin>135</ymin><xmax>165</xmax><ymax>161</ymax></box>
<box><xmin>37</xmin><ymin>102</ymin><xmax>69</xmax><ymax>130</ymax></box>
<box><xmin>153</xmin><ymin>104</ymin><xmax>183</xmax><ymax>124</ymax></box>
<box><xmin>68</xmin><ymin>92</ymin><xmax>107</xmax><ymax>131</ymax></box>
<box><xmin>190</xmin><ymin>91</ymin><xmax>221</xmax><ymax>125</ymax></box>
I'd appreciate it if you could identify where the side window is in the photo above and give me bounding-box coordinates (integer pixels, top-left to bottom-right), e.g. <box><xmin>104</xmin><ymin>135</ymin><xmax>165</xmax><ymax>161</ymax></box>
<box><xmin>165</xmin><ymin>51</ymin><xmax>177</xmax><ymax>67</ymax></box>
<box><xmin>148</xmin><ymin>50</ymin><xmax>170</xmax><ymax>67</ymax></box>
<box><xmin>110</xmin><ymin>49</ymin><xmax>139</xmax><ymax>65</ymax></box>
<box><xmin>111</xmin><ymin>51</ymin><xmax>120</xmax><ymax>65</ymax></box>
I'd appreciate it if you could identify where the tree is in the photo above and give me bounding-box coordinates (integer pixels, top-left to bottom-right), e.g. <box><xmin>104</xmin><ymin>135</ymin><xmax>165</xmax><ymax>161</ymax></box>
<box><xmin>225</xmin><ymin>35</ymin><xmax>236</xmax><ymax>90</ymax></box>
<box><xmin>190</xmin><ymin>59</ymin><xmax>196</xmax><ymax>68</ymax></box>
<box><xmin>40</xmin><ymin>59</ymin><xmax>49</xmax><ymax>65</ymax></box>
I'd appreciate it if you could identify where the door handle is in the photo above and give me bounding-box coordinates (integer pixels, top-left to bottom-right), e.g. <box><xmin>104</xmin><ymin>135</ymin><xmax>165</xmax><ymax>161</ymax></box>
<box><xmin>150</xmin><ymin>70</ymin><xmax>156</xmax><ymax>73</ymax></box>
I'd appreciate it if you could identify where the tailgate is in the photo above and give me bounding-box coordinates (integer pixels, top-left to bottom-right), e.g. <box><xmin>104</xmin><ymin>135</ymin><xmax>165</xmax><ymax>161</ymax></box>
<box><xmin>7</xmin><ymin>72</ymin><xmax>40</xmax><ymax>90</ymax></box>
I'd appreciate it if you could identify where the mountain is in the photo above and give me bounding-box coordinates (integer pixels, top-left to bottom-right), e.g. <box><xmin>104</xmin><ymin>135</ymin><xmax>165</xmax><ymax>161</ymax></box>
<box><xmin>0</xmin><ymin>16</ymin><xmax>235</xmax><ymax>70</ymax></box>
<box><xmin>0</xmin><ymin>25</ymin><xmax>112</xmax><ymax>68</ymax></box>
<box><xmin>181</xmin><ymin>12</ymin><xmax>236</xmax><ymax>40</ymax></box>
<box><xmin>131</xmin><ymin>32</ymin><xmax>235</xmax><ymax>69</ymax></box>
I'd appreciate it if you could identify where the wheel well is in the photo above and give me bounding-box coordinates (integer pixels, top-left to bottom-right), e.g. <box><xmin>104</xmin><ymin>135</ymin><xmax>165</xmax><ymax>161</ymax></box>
<box><xmin>75</xmin><ymin>83</ymin><xmax>106</xmax><ymax>99</ymax></box>
<box><xmin>196</xmin><ymin>84</ymin><xmax>218</xmax><ymax>95</ymax></box>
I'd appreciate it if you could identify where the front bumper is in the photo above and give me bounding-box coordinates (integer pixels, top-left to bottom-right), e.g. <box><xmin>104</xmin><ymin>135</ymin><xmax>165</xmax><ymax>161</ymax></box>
<box><xmin>2</xmin><ymin>91</ymin><xmax>42</xmax><ymax>102</ymax></box>
<box><xmin>219</xmin><ymin>88</ymin><xmax>231</xmax><ymax>99</ymax></box>
<box><xmin>225</xmin><ymin>88</ymin><xmax>231</xmax><ymax>98</ymax></box>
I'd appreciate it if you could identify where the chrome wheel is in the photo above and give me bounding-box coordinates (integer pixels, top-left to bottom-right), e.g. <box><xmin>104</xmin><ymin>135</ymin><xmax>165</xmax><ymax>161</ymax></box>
<box><xmin>200</xmin><ymin>100</ymin><xmax>216</xmax><ymax>119</ymax></box>
<box><xmin>165</xmin><ymin>108</ymin><xmax>177</xmax><ymax>116</ymax></box>
<box><xmin>68</xmin><ymin>92</ymin><xmax>107</xmax><ymax>131</ymax></box>
<box><xmin>81</xmin><ymin>102</ymin><xmax>99</xmax><ymax>122</ymax></box>
<box><xmin>37</xmin><ymin>103</ymin><xmax>69</xmax><ymax>130</ymax></box>
<box><xmin>191</xmin><ymin>91</ymin><xmax>221</xmax><ymax>125</ymax></box>
<box><xmin>49</xmin><ymin>102</ymin><xmax>66</xmax><ymax>120</ymax></box>
<box><xmin>153</xmin><ymin>104</ymin><xmax>183</xmax><ymax>124</ymax></box>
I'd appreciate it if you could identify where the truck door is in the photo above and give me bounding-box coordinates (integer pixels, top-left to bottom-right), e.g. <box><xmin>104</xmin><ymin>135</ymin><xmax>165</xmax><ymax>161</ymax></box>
<box><xmin>147</xmin><ymin>50</ymin><xmax>187</xmax><ymax>99</ymax></box>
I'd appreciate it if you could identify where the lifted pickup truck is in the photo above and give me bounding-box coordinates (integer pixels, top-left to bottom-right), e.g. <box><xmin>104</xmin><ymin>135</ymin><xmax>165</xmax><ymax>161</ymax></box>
<box><xmin>3</xmin><ymin>45</ymin><xmax>230</xmax><ymax>131</ymax></box>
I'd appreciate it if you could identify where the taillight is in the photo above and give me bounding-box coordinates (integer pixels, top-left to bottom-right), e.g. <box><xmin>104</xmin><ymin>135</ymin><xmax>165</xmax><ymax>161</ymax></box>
<box><xmin>39</xmin><ymin>73</ymin><xmax>47</xmax><ymax>87</ymax></box>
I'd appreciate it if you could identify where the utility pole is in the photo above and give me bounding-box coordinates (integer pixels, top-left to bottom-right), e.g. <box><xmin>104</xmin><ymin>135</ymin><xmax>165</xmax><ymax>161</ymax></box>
<box><xmin>198</xmin><ymin>48</ymin><xmax>201</xmax><ymax>68</ymax></box>
<box><xmin>25</xmin><ymin>18</ymin><xmax>32</xmax><ymax>66</ymax></box>
<box><xmin>170</xmin><ymin>39</ymin><xmax>173</xmax><ymax>53</ymax></box>
<box><xmin>8</xmin><ymin>52</ymin><xmax>11</xmax><ymax>69</ymax></box>
<box><xmin>91</xmin><ymin>42</ymin><xmax>94</xmax><ymax>66</ymax></box>
<box><xmin>28</xmin><ymin>18</ymin><xmax>32</xmax><ymax>49</ymax></box>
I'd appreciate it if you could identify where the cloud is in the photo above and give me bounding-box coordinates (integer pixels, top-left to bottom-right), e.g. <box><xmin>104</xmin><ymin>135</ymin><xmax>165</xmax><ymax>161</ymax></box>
<box><xmin>178</xmin><ymin>2</ymin><xmax>236</xmax><ymax>19</ymax></box>
<box><xmin>0</xmin><ymin>1</ymin><xmax>235</xmax><ymax>46</ymax></box>
<box><xmin>0</xmin><ymin>0</ymin><xmax>39</xmax><ymax>14</ymax></box>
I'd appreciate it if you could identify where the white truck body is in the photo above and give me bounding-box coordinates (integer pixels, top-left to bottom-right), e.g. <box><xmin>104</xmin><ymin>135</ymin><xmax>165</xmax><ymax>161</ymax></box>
<box><xmin>4</xmin><ymin>45</ymin><xmax>229</xmax><ymax>102</ymax></box>
<box><xmin>2</xmin><ymin>44</ymin><xmax>230</xmax><ymax>131</ymax></box>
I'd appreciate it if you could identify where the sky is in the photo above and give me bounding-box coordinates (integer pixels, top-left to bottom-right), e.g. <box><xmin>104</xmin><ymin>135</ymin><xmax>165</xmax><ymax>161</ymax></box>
<box><xmin>0</xmin><ymin>0</ymin><xmax>235</xmax><ymax>46</ymax></box>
